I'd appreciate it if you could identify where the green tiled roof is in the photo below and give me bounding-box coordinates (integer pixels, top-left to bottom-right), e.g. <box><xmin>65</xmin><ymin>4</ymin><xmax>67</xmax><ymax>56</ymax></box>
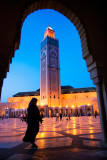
<box><xmin>13</xmin><ymin>86</ymin><xmax>96</xmax><ymax>97</ymax></box>
<box><xmin>61</xmin><ymin>87</ymin><xmax>96</xmax><ymax>94</ymax></box>
<box><xmin>13</xmin><ymin>90</ymin><xmax>40</xmax><ymax>97</ymax></box>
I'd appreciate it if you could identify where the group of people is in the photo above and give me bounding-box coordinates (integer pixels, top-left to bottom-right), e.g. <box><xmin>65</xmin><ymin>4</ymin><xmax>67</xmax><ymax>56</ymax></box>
<box><xmin>0</xmin><ymin>114</ymin><xmax>8</xmax><ymax>120</ymax></box>
<box><xmin>20</xmin><ymin>114</ymin><xmax>27</xmax><ymax>122</ymax></box>
<box><xmin>56</xmin><ymin>112</ymin><xmax>71</xmax><ymax>121</ymax></box>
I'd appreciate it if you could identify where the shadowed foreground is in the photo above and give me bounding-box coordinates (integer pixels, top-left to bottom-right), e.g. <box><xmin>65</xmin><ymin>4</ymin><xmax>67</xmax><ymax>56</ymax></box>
<box><xmin>0</xmin><ymin>116</ymin><xmax>107</xmax><ymax>160</ymax></box>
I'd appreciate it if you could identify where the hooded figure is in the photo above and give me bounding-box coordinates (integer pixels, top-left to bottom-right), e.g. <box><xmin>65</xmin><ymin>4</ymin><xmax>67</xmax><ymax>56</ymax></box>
<box><xmin>23</xmin><ymin>98</ymin><xmax>42</xmax><ymax>148</ymax></box>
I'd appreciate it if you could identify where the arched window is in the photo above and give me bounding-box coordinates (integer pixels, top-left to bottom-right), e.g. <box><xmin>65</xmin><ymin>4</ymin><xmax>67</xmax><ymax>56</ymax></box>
<box><xmin>54</xmin><ymin>95</ymin><xmax>55</xmax><ymax>98</ymax></box>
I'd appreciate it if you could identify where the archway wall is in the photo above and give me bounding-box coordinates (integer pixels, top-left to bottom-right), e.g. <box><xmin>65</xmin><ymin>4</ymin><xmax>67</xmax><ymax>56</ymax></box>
<box><xmin>0</xmin><ymin>0</ymin><xmax>107</xmax><ymax>142</ymax></box>
<box><xmin>0</xmin><ymin>1</ymin><xmax>107</xmax><ymax>119</ymax></box>
<box><xmin>0</xmin><ymin>1</ymin><xmax>106</xmax><ymax>110</ymax></box>
<box><xmin>15</xmin><ymin>0</ymin><xmax>107</xmax><ymax>140</ymax></box>
<box><xmin>0</xmin><ymin>1</ymin><xmax>106</xmax><ymax>91</ymax></box>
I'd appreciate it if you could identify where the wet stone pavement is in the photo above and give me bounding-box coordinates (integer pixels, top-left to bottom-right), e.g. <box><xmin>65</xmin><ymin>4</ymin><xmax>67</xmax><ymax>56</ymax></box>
<box><xmin>0</xmin><ymin>116</ymin><xmax>107</xmax><ymax>160</ymax></box>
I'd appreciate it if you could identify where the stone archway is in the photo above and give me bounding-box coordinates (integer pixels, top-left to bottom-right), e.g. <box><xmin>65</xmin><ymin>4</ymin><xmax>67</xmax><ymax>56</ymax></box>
<box><xmin>0</xmin><ymin>105</ymin><xmax>6</xmax><ymax>116</ymax></box>
<box><xmin>49</xmin><ymin>109</ymin><xmax>53</xmax><ymax>117</ymax></box>
<box><xmin>54</xmin><ymin>108</ymin><xmax>58</xmax><ymax>116</ymax></box>
<box><xmin>80</xmin><ymin>108</ymin><xmax>84</xmax><ymax>116</ymax></box>
<box><xmin>40</xmin><ymin>108</ymin><xmax>45</xmax><ymax>118</ymax></box>
<box><xmin>75</xmin><ymin>109</ymin><xmax>78</xmax><ymax>116</ymax></box>
<box><xmin>16</xmin><ymin>2</ymin><xmax>106</xmax><ymax>143</ymax></box>
<box><xmin>0</xmin><ymin>0</ymin><xmax>107</xmax><ymax>146</ymax></box>
<box><xmin>60</xmin><ymin>109</ymin><xmax>63</xmax><ymax>115</ymax></box>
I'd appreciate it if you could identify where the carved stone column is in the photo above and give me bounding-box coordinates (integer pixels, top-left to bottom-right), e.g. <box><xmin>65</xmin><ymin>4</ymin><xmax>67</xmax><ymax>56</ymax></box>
<box><xmin>0</xmin><ymin>78</ymin><xmax>3</xmax><ymax>102</ymax></box>
<box><xmin>84</xmin><ymin>53</ymin><xmax>107</xmax><ymax>147</ymax></box>
<box><xmin>96</xmin><ymin>82</ymin><xmax>107</xmax><ymax>143</ymax></box>
<box><xmin>91</xmin><ymin>69</ymin><xmax>107</xmax><ymax>147</ymax></box>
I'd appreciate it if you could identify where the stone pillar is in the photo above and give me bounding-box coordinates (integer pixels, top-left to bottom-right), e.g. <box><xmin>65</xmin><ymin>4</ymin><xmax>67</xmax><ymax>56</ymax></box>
<box><xmin>96</xmin><ymin>82</ymin><xmax>107</xmax><ymax>142</ymax></box>
<box><xmin>0</xmin><ymin>77</ymin><xmax>3</xmax><ymax>102</ymax></box>
<box><xmin>83</xmin><ymin>47</ymin><xmax>107</xmax><ymax>147</ymax></box>
<box><xmin>44</xmin><ymin>105</ymin><xmax>49</xmax><ymax>117</ymax></box>
<box><xmin>91</xmin><ymin>105</ymin><xmax>94</xmax><ymax>115</ymax></box>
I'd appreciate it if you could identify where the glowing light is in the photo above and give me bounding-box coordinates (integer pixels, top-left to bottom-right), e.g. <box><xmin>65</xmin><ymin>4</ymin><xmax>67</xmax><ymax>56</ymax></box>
<box><xmin>59</xmin><ymin>106</ymin><xmax>61</xmax><ymax>108</ymax></box>
<box><xmin>66</xmin><ymin>106</ymin><xmax>68</xmax><ymax>108</ymax></box>
<box><xmin>88</xmin><ymin>104</ymin><xmax>90</xmax><ymax>106</ymax></box>
<box><xmin>53</xmin><ymin>106</ymin><xmax>54</xmax><ymax>108</ymax></box>
<box><xmin>41</xmin><ymin>132</ymin><xmax>44</xmax><ymax>138</ymax></box>
<box><xmin>89</xmin><ymin>129</ymin><xmax>93</xmax><ymax>134</ymax></box>
<box><xmin>73</xmin><ymin>124</ymin><xmax>76</xmax><ymax>128</ymax></box>
<box><xmin>44</xmin><ymin>26</ymin><xmax>55</xmax><ymax>39</ymax></box>
<box><xmin>72</xmin><ymin>106</ymin><xmax>74</xmax><ymax>108</ymax></box>
<box><xmin>73</xmin><ymin>129</ymin><xmax>77</xmax><ymax>135</ymax></box>
<box><xmin>67</xmin><ymin>124</ymin><xmax>69</xmax><ymax>129</ymax></box>
<box><xmin>41</xmin><ymin>103</ymin><xmax>43</xmax><ymax>106</ymax></box>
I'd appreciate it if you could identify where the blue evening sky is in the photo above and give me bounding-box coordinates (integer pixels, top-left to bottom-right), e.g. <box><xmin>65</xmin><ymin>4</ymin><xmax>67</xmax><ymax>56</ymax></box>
<box><xmin>1</xmin><ymin>9</ymin><xmax>95</xmax><ymax>102</ymax></box>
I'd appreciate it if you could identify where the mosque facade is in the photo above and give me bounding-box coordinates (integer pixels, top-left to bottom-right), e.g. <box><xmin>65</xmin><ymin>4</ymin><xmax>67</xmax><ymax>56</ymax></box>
<box><xmin>0</xmin><ymin>26</ymin><xmax>99</xmax><ymax>117</ymax></box>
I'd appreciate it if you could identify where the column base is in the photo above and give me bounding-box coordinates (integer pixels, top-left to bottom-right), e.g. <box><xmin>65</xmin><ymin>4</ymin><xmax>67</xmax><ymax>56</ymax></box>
<box><xmin>100</xmin><ymin>140</ymin><xmax>107</xmax><ymax>149</ymax></box>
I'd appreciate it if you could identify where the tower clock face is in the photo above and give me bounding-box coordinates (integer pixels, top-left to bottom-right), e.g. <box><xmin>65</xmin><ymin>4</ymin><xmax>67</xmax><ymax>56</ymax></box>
<box><xmin>50</xmin><ymin>51</ymin><xmax>57</xmax><ymax>57</ymax></box>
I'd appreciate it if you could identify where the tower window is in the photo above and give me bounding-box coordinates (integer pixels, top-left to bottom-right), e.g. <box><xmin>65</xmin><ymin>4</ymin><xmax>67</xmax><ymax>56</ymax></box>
<box><xmin>54</xmin><ymin>95</ymin><xmax>55</xmax><ymax>98</ymax></box>
<box><xmin>50</xmin><ymin>96</ymin><xmax>51</xmax><ymax>98</ymax></box>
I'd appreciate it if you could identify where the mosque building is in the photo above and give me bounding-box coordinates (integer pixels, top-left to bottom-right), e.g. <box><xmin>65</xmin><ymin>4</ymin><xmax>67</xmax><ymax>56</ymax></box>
<box><xmin>0</xmin><ymin>26</ymin><xmax>99</xmax><ymax>117</ymax></box>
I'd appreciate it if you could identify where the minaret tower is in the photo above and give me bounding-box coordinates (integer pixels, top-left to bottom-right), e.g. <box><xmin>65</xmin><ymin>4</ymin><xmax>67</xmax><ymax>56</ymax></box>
<box><xmin>40</xmin><ymin>25</ymin><xmax>61</xmax><ymax>107</ymax></box>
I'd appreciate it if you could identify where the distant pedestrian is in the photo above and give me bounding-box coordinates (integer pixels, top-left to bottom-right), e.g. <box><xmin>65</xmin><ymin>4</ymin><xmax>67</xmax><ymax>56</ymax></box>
<box><xmin>68</xmin><ymin>113</ymin><xmax>71</xmax><ymax>120</ymax></box>
<box><xmin>56</xmin><ymin>112</ymin><xmax>59</xmax><ymax>121</ymax></box>
<box><xmin>59</xmin><ymin>113</ymin><xmax>62</xmax><ymax>121</ymax></box>
<box><xmin>2</xmin><ymin>114</ymin><xmax>4</xmax><ymax>120</ymax></box>
<box><xmin>66</xmin><ymin>114</ymin><xmax>69</xmax><ymax>120</ymax></box>
<box><xmin>95</xmin><ymin>111</ymin><xmax>97</xmax><ymax>118</ymax></box>
<box><xmin>23</xmin><ymin>98</ymin><xmax>43</xmax><ymax>148</ymax></box>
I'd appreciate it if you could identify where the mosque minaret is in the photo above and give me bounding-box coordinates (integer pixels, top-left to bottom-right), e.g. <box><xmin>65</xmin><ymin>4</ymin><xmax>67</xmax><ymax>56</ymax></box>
<box><xmin>40</xmin><ymin>25</ymin><xmax>61</xmax><ymax>107</ymax></box>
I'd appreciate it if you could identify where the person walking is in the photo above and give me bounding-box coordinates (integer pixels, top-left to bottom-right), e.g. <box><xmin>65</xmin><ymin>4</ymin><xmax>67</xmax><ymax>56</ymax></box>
<box><xmin>68</xmin><ymin>113</ymin><xmax>71</xmax><ymax>120</ymax></box>
<box><xmin>56</xmin><ymin>112</ymin><xmax>59</xmax><ymax>121</ymax></box>
<box><xmin>23</xmin><ymin>98</ymin><xmax>43</xmax><ymax>148</ymax></box>
<box><xmin>59</xmin><ymin>113</ymin><xmax>62</xmax><ymax>121</ymax></box>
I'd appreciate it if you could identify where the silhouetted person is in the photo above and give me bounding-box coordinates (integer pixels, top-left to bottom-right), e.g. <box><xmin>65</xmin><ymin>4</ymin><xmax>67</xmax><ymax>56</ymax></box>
<box><xmin>2</xmin><ymin>114</ymin><xmax>4</xmax><ymax>120</ymax></box>
<box><xmin>59</xmin><ymin>113</ymin><xmax>62</xmax><ymax>121</ymax></box>
<box><xmin>56</xmin><ymin>112</ymin><xmax>59</xmax><ymax>121</ymax></box>
<box><xmin>68</xmin><ymin>113</ymin><xmax>71</xmax><ymax>120</ymax></box>
<box><xmin>23</xmin><ymin>98</ymin><xmax>42</xmax><ymax>148</ymax></box>
<box><xmin>95</xmin><ymin>111</ymin><xmax>97</xmax><ymax>118</ymax></box>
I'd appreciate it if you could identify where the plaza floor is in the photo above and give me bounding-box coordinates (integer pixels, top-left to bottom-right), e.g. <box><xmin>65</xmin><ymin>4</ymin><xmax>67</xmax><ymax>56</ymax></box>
<box><xmin>0</xmin><ymin>116</ymin><xmax>107</xmax><ymax>160</ymax></box>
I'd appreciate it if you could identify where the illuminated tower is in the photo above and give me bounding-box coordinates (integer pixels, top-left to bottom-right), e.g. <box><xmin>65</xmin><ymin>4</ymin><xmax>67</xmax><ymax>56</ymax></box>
<box><xmin>40</xmin><ymin>25</ymin><xmax>61</xmax><ymax>107</ymax></box>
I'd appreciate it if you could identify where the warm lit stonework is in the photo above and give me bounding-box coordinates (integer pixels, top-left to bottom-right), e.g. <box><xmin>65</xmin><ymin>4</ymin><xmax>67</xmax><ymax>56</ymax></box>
<box><xmin>0</xmin><ymin>86</ymin><xmax>98</xmax><ymax>117</ymax></box>
<box><xmin>44</xmin><ymin>25</ymin><xmax>55</xmax><ymax>39</ymax></box>
<box><xmin>0</xmin><ymin>26</ymin><xmax>99</xmax><ymax>117</ymax></box>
